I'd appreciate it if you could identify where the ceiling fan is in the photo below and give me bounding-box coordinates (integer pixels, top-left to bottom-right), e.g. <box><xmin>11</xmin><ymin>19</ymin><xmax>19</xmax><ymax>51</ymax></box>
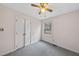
<box><xmin>31</xmin><ymin>3</ymin><xmax>53</xmax><ymax>15</ymax></box>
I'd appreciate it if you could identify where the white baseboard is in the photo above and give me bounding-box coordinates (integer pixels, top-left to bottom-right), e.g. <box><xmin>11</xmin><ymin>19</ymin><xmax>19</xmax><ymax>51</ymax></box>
<box><xmin>41</xmin><ymin>40</ymin><xmax>79</xmax><ymax>54</ymax></box>
<box><xmin>0</xmin><ymin>48</ymin><xmax>16</xmax><ymax>56</ymax></box>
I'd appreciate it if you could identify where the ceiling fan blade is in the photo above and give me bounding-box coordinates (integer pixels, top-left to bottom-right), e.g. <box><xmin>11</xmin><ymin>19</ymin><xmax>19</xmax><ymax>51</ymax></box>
<box><xmin>45</xmin><ymin>8</ymin><xmax>53</xmax><ymax>12</ymax></box>
<box><xmin>31</xmin><ymin>4</ymin><xmax>41</xmax><ymax>8</ymax></box>
<box><xmin>40</xmin><ymin>3</ymin><xmax>45</xmax><ymax>8</ymax></box>
<box><xmin>40</xmin><ymin>3</ymin><xmax>48</xmax><ymax>7</ymax></box>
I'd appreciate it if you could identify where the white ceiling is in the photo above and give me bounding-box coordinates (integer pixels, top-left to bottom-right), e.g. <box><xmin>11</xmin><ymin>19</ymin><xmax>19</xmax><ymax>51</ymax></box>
<box><xmin>1</xmin><ymin>3</ymin><xmax>79</xmax><ymax>20</ymax></box>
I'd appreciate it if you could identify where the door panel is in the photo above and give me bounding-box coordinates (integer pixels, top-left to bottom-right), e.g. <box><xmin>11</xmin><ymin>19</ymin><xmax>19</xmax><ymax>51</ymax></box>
<box><xmin>25</xmin><ymin>18</ymin><xmax>30</xmax><ymax>46</ymax></box>
<box><xmin>15</xmin><ymin>17</ymin><xmax>25</xmax><ymax>49</ymax></box>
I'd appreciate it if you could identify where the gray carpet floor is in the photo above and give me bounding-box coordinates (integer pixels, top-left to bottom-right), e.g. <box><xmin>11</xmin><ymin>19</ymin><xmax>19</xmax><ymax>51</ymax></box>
<box><xmin>6</xmin><ymin>41</ymin><xmax>79</xmax><ymax>56</ymax></box>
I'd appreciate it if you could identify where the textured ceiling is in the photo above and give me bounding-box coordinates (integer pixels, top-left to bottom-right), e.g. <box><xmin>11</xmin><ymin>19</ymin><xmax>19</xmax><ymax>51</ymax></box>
<box><xmin>1</xmin><ymin>3</ymin><xmax>79</xmax><ymax>20</ymax></box>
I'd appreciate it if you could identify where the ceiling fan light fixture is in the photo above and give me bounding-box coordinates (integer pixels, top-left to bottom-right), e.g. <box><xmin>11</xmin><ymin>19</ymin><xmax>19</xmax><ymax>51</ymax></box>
<box><xmin>41</xmin><ymin>8</ymin><xmax>46</xmax><ymax>13</ymax></box>
<box><xmin>31</xmin><ymin>3</ymin><xmax>53</xmax><ymax>15</ymax></box>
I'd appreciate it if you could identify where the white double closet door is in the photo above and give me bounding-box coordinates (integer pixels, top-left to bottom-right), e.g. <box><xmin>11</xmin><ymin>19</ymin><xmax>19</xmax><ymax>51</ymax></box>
<box><xmin>15</xmin><ymin>17</ymin><xmax>30</xmax><ymax>50</ymax></box>
<box><xmin>25</xmin><ymin>17</ymin><xmax>31</xmax><ymax>46</ymax></box>
<box><xmin>15</xmin><ymin>17</ymin><xmax>25</xmax><ymax>49</ymax></box>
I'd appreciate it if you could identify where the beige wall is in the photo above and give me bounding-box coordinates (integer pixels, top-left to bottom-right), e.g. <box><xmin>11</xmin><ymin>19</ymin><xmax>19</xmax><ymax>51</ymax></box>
<box><xmin>42</xmin><ymin>10</ymin><xmax>79</xmax><ymax>53</ymax></box>
<box><xmin>0</xmin><ymin>5</ymin><xmax>15</xmax><ymax>55</ymax></box>
<box><xmin>0</xmin><ymin>4</ymin><xmax>41</xmax><ymax>55</ymax></box>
